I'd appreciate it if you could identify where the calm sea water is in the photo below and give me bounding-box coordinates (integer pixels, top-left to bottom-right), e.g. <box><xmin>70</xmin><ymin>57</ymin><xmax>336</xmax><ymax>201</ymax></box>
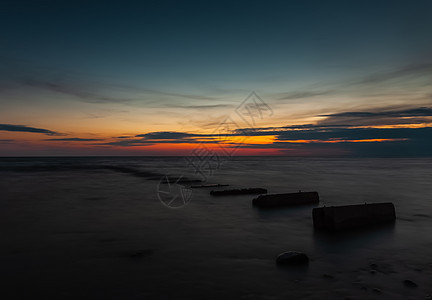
<box><xmin>1</xmin><ymin>157</ymin><xmax>432</xmax><ymax>299</ymax></box>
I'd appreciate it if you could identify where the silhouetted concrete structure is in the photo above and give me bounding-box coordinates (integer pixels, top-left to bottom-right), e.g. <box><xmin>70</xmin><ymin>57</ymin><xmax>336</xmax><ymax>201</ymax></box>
<box><xmin>252</xmin><ymin>191</ymin><xmax>319</xmax><ymax>208</ymax></box>
<box><xmin>312</xmin><ymin>202</ymin><xmax>396</xmax><ymax>231</ymax></box>
<box><xmin>276</xmin><ymin>251</ymin><xmax>309</xmax><ymax>265</ymax></box>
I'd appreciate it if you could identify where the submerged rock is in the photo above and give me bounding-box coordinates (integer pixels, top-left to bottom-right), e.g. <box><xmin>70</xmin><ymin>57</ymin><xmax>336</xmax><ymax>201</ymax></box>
<box><xmin>403</xmin><ymin>280</ymin><xmax>418</xmax><ymax>288</ymax></box>
<box><xmin>190</xmin><ymin>183</ymin><xmax>229</xmax><ymax>188</ymax></box>
<box><xmin>129</xmin><ymin>249</ymin><xmax>153</xmax><ymax>259</ymax></box>
<box><xmin>276</xmin><ymin>251</ymin><xmax>309</xmax><ymax>266</ymax></box>
<box><xmin>253</xmin><ymin>191</ymin><xmax>319</xmax><ymax>208</ymax></box>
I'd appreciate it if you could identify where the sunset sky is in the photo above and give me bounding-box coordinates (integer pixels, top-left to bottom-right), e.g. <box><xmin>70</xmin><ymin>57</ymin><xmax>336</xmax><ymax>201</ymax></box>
<box><xmin>1</xmin><ymin>0</ymin><xmax>431</xmax><ymax>156</ymax></box>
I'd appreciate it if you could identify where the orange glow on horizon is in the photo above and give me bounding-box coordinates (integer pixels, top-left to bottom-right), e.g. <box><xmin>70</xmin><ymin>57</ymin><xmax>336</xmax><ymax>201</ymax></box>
<box><xmin>278</xmin><ymin>138</ymin><xmax>408</xmax><ymax>144</ymax></box>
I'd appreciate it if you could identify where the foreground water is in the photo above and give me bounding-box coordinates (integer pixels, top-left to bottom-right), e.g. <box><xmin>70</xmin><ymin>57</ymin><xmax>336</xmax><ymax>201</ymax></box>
<box><xmin>1</xmin><ymin>157</ymin><xmax>432</xmax><ymax>299</ymax></box>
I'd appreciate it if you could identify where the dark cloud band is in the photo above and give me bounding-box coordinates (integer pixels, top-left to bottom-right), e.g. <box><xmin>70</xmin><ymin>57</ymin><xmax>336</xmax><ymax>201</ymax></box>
<box><xmin>0</xmin><ymin>124</ymin><xmax>61</xmax><ymax>136</ymax></box>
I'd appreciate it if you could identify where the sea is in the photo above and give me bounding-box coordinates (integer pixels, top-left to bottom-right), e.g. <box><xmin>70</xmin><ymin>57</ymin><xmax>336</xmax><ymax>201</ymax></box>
<box><xmin>1</xmin><ymin>156</ymin><xmax>432</xmax><ymax>299</ymax></box>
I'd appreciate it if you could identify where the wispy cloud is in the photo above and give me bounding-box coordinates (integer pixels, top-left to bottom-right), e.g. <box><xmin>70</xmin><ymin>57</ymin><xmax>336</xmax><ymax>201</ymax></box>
<box><xmin>104</xmin><ymin>138</ymin><xmax>217</xmax><ymax>147</ymax></box>
<box><xmin>276</xmin><ymin>90</ymin><xmax>334</xmax><ymax>100</ymax></box>
<box><xmin>136</xmin><ymin>131</ymin><xmax>202</xmax><ymax>139</ymax></box>
<box><xmin>44</xmin><ymin>137</ymin><xmax>103</xmax><ymax>142</ymax></box>
<box><xmin>21</xmin><ymin>79</ymin><xmax>133</xmax><ymax>104</ymax></box>
<box><xmin>318</xmin><ymin>107</ymin><xmax>432</xmax><ymax>126</ymax></box>
<box><xmin>139</xmin><ymin>88</ymin><xmax>216</xmax><ymax>101</ymax></box>
<box><xmin>321</xmin><ymin>107</ymin><xmax>432</xmax><ymax>118</ymax></box>
<box><xmin>165</xmin><ymin>104</ymin><xmax>233</xmax><ymax>109</ymax></box>
<box><xmin>271</xmin><ymin>62</ymin><xmax>432</xmax><ymax>108</ymax></box>
<box><xmin>0</xmin><ymin>124</ymin><xmax>62</xmax><ymax>136</ymax></box>
<box><xmin>104</xmin><ymin>140</ymin><xmax>156</xmax><ymax>147</ymax></box>
<box><xmin>105</xmin><ymin>131</ymin><xmax>227</xmax><ymax>147</ymax></box>
<box><xmin>356</xmin><ymin>63</ymin><xmax>432</xmax><ymax>85</ymax></box>
<box><xmin>274</xmin><ymin>127</ymin><xmax>429</xmax><ymax>141</ymax></box>
<box><xmin>17</xmin><ymin>78</ymin><xmax>221</xmax><ymax>106</ymax></box>
<box><xmin>0</xmin><ymin>55</ymin><xmax>221</xmax><ymax>106</ymax></box>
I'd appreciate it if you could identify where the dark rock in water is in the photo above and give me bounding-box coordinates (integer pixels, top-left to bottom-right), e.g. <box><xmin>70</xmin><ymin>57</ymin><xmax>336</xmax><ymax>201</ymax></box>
<box><xmin>403</xmin><ymin>280</ymin><xmax>417</xmax><ymax>288</ymax></box>
<box><xmin>372</xmin><ymin>288</ymin><xmax>382</xmax><ymax>294</ymax></box>
<box><xmin>253</xmin><ymin>191</ymin><xmax>319</xmax><ymax>208</ymax></box>
<box><xmin>312</xmin><ymin>202</ymin><xmax>396</xmax><ymax>231</ymax></box>
<box><xmin>276</xmin><ymin>251</ymin><xmax>309</xmax><ymax>266</ymax></box>
<box><xmin>190</xmin><ymin>183</ymin><xmax>229</xmax><ymax>188</ymax></box>
<box><xmin>210</xmin><ymin>188</ymin><xmax>267</xmax><ymax>196</ymax></box>
<box><xmin>129</xmin><ymin>249</ymin><xmax>153</xmax><ymax>259</ymax></box>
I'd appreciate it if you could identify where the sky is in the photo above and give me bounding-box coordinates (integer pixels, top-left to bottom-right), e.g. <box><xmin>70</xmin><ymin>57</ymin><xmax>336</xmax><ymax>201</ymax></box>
<box><xmin>0</xmin><ymin>0</ymin><xmax>431</xmax><ymax>156</ymax></box>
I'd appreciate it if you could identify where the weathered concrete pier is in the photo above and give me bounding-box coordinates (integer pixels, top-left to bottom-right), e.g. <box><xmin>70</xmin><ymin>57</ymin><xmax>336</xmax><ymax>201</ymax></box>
<box><xmin>312</xmin><ymin>202</ymin><xmax>396</xmax><ymax>231</ymax></box>
<box><xmin>252</xmin><ymin>191</ymin><xmax>319</xmax><ymax>208</ymax></box>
